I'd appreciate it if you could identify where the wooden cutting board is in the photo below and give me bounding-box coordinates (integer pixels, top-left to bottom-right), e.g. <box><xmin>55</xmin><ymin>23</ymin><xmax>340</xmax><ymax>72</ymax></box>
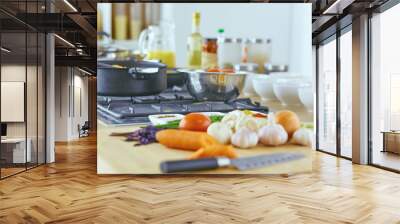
<box><xmin>97</xmin><ymin>122</ymin><xmax>313</xmax><ymax>174</ymax></box>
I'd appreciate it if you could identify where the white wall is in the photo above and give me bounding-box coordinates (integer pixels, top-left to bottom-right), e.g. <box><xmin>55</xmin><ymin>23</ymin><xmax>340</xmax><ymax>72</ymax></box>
<box><xmin>1</xmin><ymin>64</ymin><xmax>46</xmax><ymax>163</ymax></box>
<box><xmin>54</xmin><ymin>67</ymin><xmax>89</xmax><ymax>141</ymax></box>
<box><xmin>55</xmin><ymin>67</ymin><xmax>69</xmax><ymax>141</ymax></box>
<box><xmin>1</xmin><ymin>65</ymin><xmax>35</xmax><ymax>137</ymax></box>
<box><xmin>161</xmin><ymin>3</ymin><xmax>311</xmax><ymax>77</ymax></box>
<box><xmin>288</xmin><ymin>4</ymin><xmax>312</xmax><ymax>77</ymax></box>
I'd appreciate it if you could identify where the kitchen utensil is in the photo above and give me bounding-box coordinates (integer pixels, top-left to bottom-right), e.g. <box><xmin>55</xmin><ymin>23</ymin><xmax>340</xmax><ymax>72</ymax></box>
<box><xmin>148</xmin><ymin>114</ymin><xmax>184</xmax><ymax>126</ymax></box>
<box><xmin>234</xmin><ymin>63</ymin><xmax>259</xmax><ymax>97</ymax></box>
<box><xmin>138</xmin><ymin>23</ymin><xmax>176</xmax><ymax>68</ymax></box>
<box><xmin>199</xmin><ymin>112</ymin><xmax>225</xmax><ymax>117</ymax></box>
<box><xmin>166</xmin><ymin>69</ymin><xmax>188</xmax><ymax>88</ymax></box>
<box><xmin>160</xmin><ymin>152</ymin><xmax>305</xmax><ymax>173</ymax></box>
<box><xmin>273</xmin><ymin>78</ymin><xmax>304</xmax><ymax>106</ymax></box>
<box><xmin>184</xmin><ymin>70</ymin><xmax>246</xmax><ymax>102</ymax></box>
<box><xmin>298</xmin><ymin>83</ymin><xmax>314</xmax><ymax>111</ymax></box>
<box><xmin>252</xmin><ymin>75</ymin><xmax>276</xmax><ymax>101</ymax></box>
<box><xmin>264</xmin><ymin>64</ymin><xmax>289</xmax><ymax>74</ymax></box>
<box><xmin>97</xmin><ymin>59</ymin><xmax>167</xmax><ymax>96</ymax></box>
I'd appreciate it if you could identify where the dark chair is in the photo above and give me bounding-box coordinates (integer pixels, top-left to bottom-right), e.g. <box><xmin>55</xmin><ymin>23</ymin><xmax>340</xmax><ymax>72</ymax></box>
<box><xmin>79</xmin><ymin>121</ymin><xmax>90</xmax><ymax>138</ymax></box>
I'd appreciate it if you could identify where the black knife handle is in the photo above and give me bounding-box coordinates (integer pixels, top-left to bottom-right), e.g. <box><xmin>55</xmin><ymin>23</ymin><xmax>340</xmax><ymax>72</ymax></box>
<box><xmin>160</xmin><ymin>158</ymin><xmax>219</xmax><ymax>173</ymax></box>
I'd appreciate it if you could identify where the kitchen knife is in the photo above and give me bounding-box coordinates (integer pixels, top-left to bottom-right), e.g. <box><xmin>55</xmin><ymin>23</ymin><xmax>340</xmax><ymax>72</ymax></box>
<box><xmin>160</xmin><ymin>153</ymin><xmax>305</xmax><ymax>173</ymax></box>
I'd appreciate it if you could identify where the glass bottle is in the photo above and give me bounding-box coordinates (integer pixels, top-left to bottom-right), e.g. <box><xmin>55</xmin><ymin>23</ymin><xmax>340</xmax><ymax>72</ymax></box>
<box><xmin>187</xmin><ymin>12</ymin><xmax>202</xmax><ymax>69</ymax></box>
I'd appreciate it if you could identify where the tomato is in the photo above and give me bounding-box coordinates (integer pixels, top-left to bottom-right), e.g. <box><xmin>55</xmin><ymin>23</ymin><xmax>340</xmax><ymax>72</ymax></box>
<box><xmin>179</xmin><ymin>113</ymin><xmax>211</xmax><ymax>132</ymax></box>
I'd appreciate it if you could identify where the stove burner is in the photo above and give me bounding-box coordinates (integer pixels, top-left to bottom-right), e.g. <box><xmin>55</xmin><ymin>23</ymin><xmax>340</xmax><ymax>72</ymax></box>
<box><xmin>98</xmin><ymin>89</ymin><xmax>268</xmax><ymax>125</ymax></box>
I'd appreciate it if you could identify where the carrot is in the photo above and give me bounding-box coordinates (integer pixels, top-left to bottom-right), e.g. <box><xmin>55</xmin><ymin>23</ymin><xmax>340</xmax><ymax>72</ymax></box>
<box><xmin>189</xmin><ymin>144</ymin><xmax>238</xmax><ymax>159</ymax></box>
<box><xmin>156</xmin><ymin>129</ymin><xmax>217</xmax><ymax>151</ymax></box>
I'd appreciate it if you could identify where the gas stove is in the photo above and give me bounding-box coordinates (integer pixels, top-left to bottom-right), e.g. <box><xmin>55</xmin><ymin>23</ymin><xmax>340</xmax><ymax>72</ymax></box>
<box><xmin>97</xmin><ymin>88</ymin><xmax>268</xmax><ymax>125</ymax></box>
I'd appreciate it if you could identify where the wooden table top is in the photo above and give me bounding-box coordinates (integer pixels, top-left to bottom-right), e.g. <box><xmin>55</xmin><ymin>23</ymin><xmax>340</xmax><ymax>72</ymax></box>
<box><xmin>97</xmin><ymin>122</ymin><xmax>313</xmax><ymax>174</ymax></box>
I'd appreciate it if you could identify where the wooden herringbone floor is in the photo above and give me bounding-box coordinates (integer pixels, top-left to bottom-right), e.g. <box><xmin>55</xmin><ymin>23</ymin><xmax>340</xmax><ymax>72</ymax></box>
<box><xmin>1</xmin><ymin>135</ymin><xmax>400</xmax><ymax>224</ymax></box>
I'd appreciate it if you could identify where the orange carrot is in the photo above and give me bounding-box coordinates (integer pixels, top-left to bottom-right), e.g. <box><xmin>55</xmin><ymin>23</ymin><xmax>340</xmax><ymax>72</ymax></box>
<box><xmin>156</xmin><ymin>129</ymin><xmax>217</xmax><ymax>151</ymax></box>
<box><xmin>189</xmin><ymin>144</ymin><xmax>238</xmax><ymax>159</ymax></box>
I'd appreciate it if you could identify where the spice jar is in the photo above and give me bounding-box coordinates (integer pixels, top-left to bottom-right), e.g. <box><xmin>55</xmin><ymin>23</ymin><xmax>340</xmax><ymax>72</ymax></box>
<box><xmin>201</xmin><ymin>38</ymin><xmax>218</xmax><ymax>69</ymax></box>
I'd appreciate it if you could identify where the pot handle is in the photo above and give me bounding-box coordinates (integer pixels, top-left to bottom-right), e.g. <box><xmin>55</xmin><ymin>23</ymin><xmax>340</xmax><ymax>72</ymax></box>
<box><xmin>128</xmin><ymin>67</ymin><xmax>159</xmax><ymax>80</ymax></box>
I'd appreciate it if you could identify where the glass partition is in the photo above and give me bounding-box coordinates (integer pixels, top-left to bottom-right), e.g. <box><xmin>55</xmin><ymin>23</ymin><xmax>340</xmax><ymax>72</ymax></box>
<box><xmin>317</xmin><ymin>37</ymin><xmax>337</xmax><ymax>155</ymax></box>
<box><xmin>339</xmin><ymin>29</ymin><xmax>352</xmax><ymax>158</ymax></box>
<box><xmin>0</xmin><ymin>0</ymin><xmax>46</xmax><ymax>179</ymax></box>
<box><xmin>0</xmin><ymin>30</ymin><xmax>28</xmax><ymax>178</ymax></box>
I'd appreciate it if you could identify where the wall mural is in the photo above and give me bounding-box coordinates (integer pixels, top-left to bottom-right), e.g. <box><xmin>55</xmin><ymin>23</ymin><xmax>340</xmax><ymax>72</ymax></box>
<box><xmin>96</xmin><ymin>3</ymin><xmax>314</xmax><ymax>174</ymax></box>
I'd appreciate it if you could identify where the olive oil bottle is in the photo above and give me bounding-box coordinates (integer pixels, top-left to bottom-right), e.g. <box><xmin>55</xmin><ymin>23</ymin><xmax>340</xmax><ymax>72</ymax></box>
<box><xmin>187</xmin><ymin>12</ymin><xmax>202</xmax><ymax>69</ymax></box>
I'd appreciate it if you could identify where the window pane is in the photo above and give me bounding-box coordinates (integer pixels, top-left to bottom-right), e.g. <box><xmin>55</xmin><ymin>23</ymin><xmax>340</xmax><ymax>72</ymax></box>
<box><xmin>340</xmin><ymin>30</ymin><xmax>352</xmax><ymax>158</ymax></box>
<box><xmin>371</xmin><ymin>3</ymin><xmax>400</xmax><ymax>171</ymax></box>
<box><xmin>318</xmin><ymin>38</ymin><xmax>337</xmax><ymax>154</ymax></box>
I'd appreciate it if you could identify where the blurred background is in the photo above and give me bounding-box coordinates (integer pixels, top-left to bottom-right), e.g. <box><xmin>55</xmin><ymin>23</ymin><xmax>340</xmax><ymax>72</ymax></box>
<box><xmin>97</xmin><ymin>3</ymin><xmax>312</xmax><ymax>78</ymax></box>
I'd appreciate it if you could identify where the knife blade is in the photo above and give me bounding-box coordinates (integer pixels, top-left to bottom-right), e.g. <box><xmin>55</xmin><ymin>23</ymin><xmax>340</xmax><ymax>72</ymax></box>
<box><xmin>160</xmin><ymin>153</ymin><xmax>305</xmax><ymax>173</ymax></box>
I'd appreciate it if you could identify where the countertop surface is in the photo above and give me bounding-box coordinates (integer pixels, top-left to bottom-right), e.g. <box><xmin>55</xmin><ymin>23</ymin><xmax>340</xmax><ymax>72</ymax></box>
<box><xmin>97</xmin><ymin>122</ymin><xmax>313</xmax><ymax>174</ymax></box>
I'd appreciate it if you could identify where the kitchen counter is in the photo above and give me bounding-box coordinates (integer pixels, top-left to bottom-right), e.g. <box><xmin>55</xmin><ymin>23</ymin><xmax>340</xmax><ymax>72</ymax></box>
<box><xmin>97</xmin><ymin>122</ymin><xmax>313</xmax><ymax>174</ymax></box>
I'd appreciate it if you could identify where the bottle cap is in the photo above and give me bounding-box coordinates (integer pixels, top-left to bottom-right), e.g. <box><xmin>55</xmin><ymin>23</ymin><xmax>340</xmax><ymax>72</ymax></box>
<box><xmin>218</xmin><ymin>28</ymin><xmax>224</xmax><ymax>34</ymax></box>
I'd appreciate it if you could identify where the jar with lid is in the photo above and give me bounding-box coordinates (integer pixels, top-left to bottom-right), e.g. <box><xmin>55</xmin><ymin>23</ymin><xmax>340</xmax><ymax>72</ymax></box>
<box><xmin>217</xmin><ymin>37</ymin><xmax>242</xmax><ymax>69</ymax></box>
<box><xmin>201</xmin><ymin>38</ymin><xmax>218</xmax><ymax>69</ymax></box>
<box><xmin>247</xmin><ymin>38</ymin><xmax>271</xmax><ymax>73</ymax></box>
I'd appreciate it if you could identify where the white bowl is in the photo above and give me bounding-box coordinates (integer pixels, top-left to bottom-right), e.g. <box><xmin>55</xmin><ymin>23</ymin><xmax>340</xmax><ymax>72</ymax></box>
<box><xmin>242</xmin><ymin>73</ymin><xmax>258</xmax><ymax>96</ymax></box>
<box><xmin>273</xmin><ymin>78</ymin><xmax>304</xmax><ymax>106</ymax></box>
<box><xmin>298</xmin><ymin>84</ymin><xmax>313</xmax><ymax>111</ymax></box>
<box><xmin>269</xmin><ymin>72</ymin><xmax>303</xmax><ymax>81</ymax></box>
<box><xmin>252</xmin><ymin>75</ymin><xmax>276</xmax><ymax>101</ymax></box>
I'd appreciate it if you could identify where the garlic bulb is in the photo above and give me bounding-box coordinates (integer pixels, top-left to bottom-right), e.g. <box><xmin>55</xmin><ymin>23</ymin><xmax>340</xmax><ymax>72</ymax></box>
<box><xmin>207</xmin><ymin>122</ymin><xmax>233</xmax><ymax>144</ymax></box>
<box><xmin>254</xmin><ymin>117</ymin><xmax>270</xmax><ymax>130</ymax></box>
<box><xmin>291</xmin><ymin>128</ymin><xmax>313</xmax><ymax>146</ymax></box>
<box><xmin>231</xmin><ymin>127</ymin><xmax>259</xmax><ymax>149</ymax></box>
<box><xmin>221</xmin><ymin>110</ymin><xmax>246</xmax><ymax>129</ymax></box>
<box><xmin>258</xmin><ymin>113</ymin><xmax>288</xmax><ymax>146</ymax></box>
<box><xmin>258</xmin><ymin>124</ymin><xmax>288</xmax><ymax>146</ymax></box>
<box><xmin>234</xmin><ymin>116</ymin><xmax>259</xmax><ymax>132</ymax></box>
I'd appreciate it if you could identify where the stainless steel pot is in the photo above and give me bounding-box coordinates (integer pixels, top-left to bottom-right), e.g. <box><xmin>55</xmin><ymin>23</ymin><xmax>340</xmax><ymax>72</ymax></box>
<box><xmin>185</xmin><ymin>70</ymin><xmax>246</xmax><ymax>101</ymax></box>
